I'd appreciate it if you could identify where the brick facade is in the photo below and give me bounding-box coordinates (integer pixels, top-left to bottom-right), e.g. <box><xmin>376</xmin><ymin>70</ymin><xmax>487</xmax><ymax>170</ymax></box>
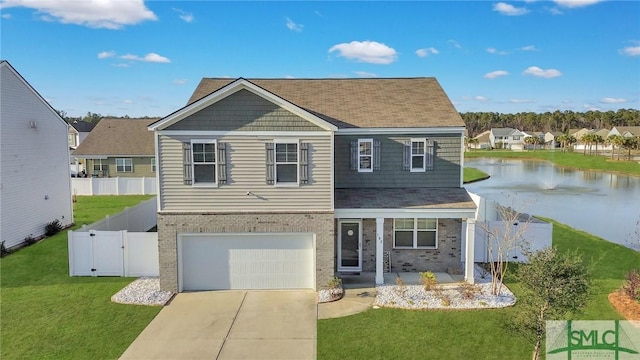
<box><xmin>358</xmin><ymin>218</ymin><xmax>462</xmax><ymax>273</ymax></box>
<box><xmin>158</xmin><ymin>212</ymin><xmax>335</xmax><ymax>293</ymax></box>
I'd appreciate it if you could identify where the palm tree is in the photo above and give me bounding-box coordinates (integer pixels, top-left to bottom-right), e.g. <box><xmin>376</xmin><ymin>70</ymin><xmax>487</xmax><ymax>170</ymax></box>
<box><xmin>468</xmin><ymin>137</ymin><xmax>479</xmax><ymax>151</ymax></box>
<box><xmin>607</xmin><ymin>135</ymin><xmax>624</xmax><ymax>160</ymax></box>
<box><xmin>524</xmin><ymin>136</ymin><xmax>536</xmax><ymax>151</ymax></box>
<box><xmin>622</xmin><ymin>137</ymin><xmax>639</xmax><ymax>160</ymax></box>
<box><xmin>580</xmin><ymin>134</ymin><xmax>593</xmax><ymax>155</ymax></box>
<box><xmin>592</xmin><ymin>135</ymin><xmax>604</xmax><ymax>156</ymax></box>
<box><xmin>566</xmin><ymin>135</ymin><xmax>577</xmax><ymax>152</ymax></box>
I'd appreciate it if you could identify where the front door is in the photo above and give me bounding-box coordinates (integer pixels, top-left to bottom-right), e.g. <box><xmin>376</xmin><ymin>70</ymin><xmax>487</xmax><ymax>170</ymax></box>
<box><xmin>338</xmin><ymin>220</ymin><xmax>362</xmax><ymax>272</ymax></box>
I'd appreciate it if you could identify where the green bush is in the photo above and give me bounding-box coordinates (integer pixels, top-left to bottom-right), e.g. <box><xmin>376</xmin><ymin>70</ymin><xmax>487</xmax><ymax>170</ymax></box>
<box><xmin>419</xmin><ymin>271</ymin><xmax>437</xmax><ymax>291</ymax></box>
<box><xmin>24</xmin><ymin>235</ymin><xmax>37</xmax><ymax>245</ymax></box>
<box><xmin>44</xmin><ymin>219</ymin><xmax>62</xmax><ymax>237</ymax></box>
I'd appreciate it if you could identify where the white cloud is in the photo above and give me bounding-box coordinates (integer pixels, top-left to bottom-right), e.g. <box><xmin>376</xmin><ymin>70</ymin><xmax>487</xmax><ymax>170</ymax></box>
<box><xmin>510</xmin><ymin>99</ymin><xmax>535</xmax><ymax>103</ymax></box>
<box><xmin>328</xmin><ymin>41</ymin><xmax>397</xmax><ymax>64</ymax></box>
<box><xmin>353</xmin><ymin>71</ymin><xmax>377</xmax><ymax>78</ymax></box>
<box><xmin>448</xmin><ymin>39</ymin><xmax>462</xmax><ymax>49</ymax></box>
<box><xmin>547</xmin><ymin>7</ymin><xmax>564</xmax><ymax>15</ymax></box>
<box><xmin>523</xmin><ymin>66</ymin><xmax>562</xmax><ymax>78</ymax></box>
<box><xmin>0</xmin><ymin>0</ymin><xmax>157</xmax><ymax>29</ymax></box>
<box><xmin>286</xmin><ymin>17</ymin><xmax>303</xmax><ymax>31</ymax></box>
<box><xmin>487</xmin><ymin>47</ymin><xmax>509</xmax><ymax>55</ymax></box>
<box><xmin>113</xmin><ymin>63</ymin><xmax>130</xmax><ymax>68</ymax></box>
<box><xmin>97</xmin><ymin>50</ymin><xmax>116</xmax><ymax>59</ymax></box>
<box><xmin>474</xmin><ymin>96</ymin><xmax>489</xmax><ymax>102</ymax></box>
<box><xmin>123</xmin><ymin>99</ymin><xmax>134</xmax><ymax>104</ymax></box>
<box><xmin>120</xmin><ymin>53</ymin><xmax>171</xmax><ymax>63</ymax></box>
<box><xmin>493</xmin><ymin>2</ymin><xmax>529</xmax><ymax>16</ymax></box>
<box><xmin>2</xmin><ymin>13</ymin><xmax>11</xmax><ymax>19</ymax></box>
<box><xmin>600</xmin><ymin>97</ymin><xmax>627</xmax><ymax>104</ymax></box>
<box><xmin>484</xmin><ymin>70</ymin><xmax>509</xmax><ymax>79</ymax></box>
<box><xmin>416</xmin><ymin>47</ymin><xmax>439</xmax><ymax>57</ymax></box>
<box><xmin>554</xmin><ymin>0</ymin><xmax>602</xmax><ymax>8</ymax></box>
<box><xmin>172</xmin><ymin>8</ymin><xmax>194</xmax><ymax>23</ymax></box>
<box><xmin>619</xmin><ymin>45</ymin><xmax>640</xmax><ymax>57</ymax></box>
<box><xmin>173</xmin><ymin>79</ymin><xmax>188</xmax><ymax>85</ymax></box>
<box><xmin>521</xmin><ymin>45</ymin><xmax>538</xmax><ymax>51</ymax></box>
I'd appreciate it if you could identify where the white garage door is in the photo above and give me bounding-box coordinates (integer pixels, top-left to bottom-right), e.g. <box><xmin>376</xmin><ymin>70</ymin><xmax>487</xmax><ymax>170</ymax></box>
<box><xmin>179</xmin><ymin>233</ymin><xmax>315</xmax><ymax>291</ymax></box>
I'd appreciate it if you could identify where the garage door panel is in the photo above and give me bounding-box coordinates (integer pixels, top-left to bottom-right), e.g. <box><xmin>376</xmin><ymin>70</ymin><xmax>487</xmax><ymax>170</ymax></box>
<box><xmin>181</xmin><ymin>234</ymin><xmax>314</xmax><ymax>291</ymax></box>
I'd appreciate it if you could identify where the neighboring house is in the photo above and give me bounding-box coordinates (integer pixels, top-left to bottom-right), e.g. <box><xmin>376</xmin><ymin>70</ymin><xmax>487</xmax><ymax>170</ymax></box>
<box><xmin>68</xmin><ymin>120</ymin><xmax>96</xmax><ymax>149</ymax></box>
<box><xmin>149</xmin><ymin>77</ymin><xmax>477</xmax><ymax>293</ymax></box>
<box><xmin>489</xmin><ymin>128</ymin><xmax>526</xmax><ymax>150</ymax></box>
<box><xmin>609</xmin><ymin>126</ymin><xmax>640</xmax><ymax>139</ymax></box>
<box><xmin>469</xmin><ymin>130</ymin><xmax>490</xmax><ymax>149</ymax></box>
<box><xmin>0</xmin><ymin>60</ymin><xmax>74</xmax><ymax>249</ymax></box>
<box><xmin>72</xmin><ymin>118</ymin><xmax>158</xmax><ymax>178</ymax></box>
<box><xmin>544</xmin><ymin>131</ymin><xmax>563</xmax><ymax>148</ymax></box>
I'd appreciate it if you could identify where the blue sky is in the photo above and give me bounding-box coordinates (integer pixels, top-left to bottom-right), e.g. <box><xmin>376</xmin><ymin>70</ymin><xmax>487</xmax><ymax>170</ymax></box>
<box><xmin>1</xmin><ymin>0</ymin><xmax>639</xmax><ymax>118</ymax></box>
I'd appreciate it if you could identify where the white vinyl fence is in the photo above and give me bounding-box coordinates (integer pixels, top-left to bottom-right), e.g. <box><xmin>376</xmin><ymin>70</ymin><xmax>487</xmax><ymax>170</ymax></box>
<box><xmin>68</xmin><ymin>197</ymin><xmax>158</xmax><ymax>277</ymax></box>
<box><xmin>72</xmin><ymin>177</ymin><xmax>156</xmax><ymax>195</ymax></box>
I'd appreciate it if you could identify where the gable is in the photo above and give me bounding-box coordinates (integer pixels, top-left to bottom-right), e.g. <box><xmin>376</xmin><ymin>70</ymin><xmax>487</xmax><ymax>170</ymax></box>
<box><xmin>72</xmin><ymin>118</ymin><xmax>157</xmax><ymax>156</ymax></box>
<box><xmin>166</xmin><ymin>89</ymin><xmax>324</xmax><ymax>132</ymax></box>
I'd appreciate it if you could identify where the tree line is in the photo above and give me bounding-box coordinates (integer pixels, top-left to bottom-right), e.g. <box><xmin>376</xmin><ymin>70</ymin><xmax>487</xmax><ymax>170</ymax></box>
<box><xmin>461</xmin><ymin>109</ymin><xmax>640</xmax><ymax>137</ymax></box>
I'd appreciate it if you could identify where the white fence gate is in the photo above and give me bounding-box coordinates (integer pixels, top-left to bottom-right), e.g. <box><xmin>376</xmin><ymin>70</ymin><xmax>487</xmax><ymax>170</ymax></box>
<box><xmin>463</xmin><ymin>221</ymin><xmax>552</xmax><ymax>263</ymax></box>
<box><xmin>68</xmin><ymin>197</ymin><xmax>159</xmax><ymax>277</ymax></box>
<box><xmin>72</xmin><ymin>177</ymin><xmax>156</xmax><ymax>195</ymax></box>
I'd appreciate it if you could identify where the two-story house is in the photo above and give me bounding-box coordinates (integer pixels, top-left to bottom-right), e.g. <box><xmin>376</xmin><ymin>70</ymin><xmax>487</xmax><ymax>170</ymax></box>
<box><xmin>149</xmin><ymin>78</ymin><xmax>477</xmax><ymax>293</ymax></box>
<box><xmin>489</xmin><ymin>128</ymin><xmax>526</xmax><ymax>150</ymax></box>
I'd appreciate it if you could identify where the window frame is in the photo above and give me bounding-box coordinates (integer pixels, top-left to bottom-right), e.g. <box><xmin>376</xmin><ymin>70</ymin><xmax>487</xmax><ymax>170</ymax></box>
<box><xmin>92</xmin><ymin>159</ymin><xmax>108</xmax><ymax>177</ymax></box>
<box><xmin>191</xmin><ymin>139</ymin><xmax>217</xmax><ymax>187</ymax></box>
<box><xmin>357</xmin><ymin>138</ymin><xmax>374</xmax><ymax>173</ymax></box>
<box><xmin>410</xmin><ymin>138</ymin><xmax>427</xmax><ymax>172</ymax></box>
<box><xmin>393</xmin><ymin>218</ymin><xmax>438</xmax><ymax>249</ymax></box>
<box><xmin>273</xmin><ymin>139</ymin><xmax>299</xmax><ymax>186</ymax></box>
<box><xmin>115</xmin><ymin>158</ymin><xmax>133</xmax><ymax>173</ymax></box>
<box><xmin>151</xmin><ymin>157</ymin><xmax>156</xmax><ymax>172</ymax></box>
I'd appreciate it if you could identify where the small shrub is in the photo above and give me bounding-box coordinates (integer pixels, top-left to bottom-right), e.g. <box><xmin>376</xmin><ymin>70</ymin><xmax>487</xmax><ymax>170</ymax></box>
<box><xmin>45</xmin><ymin>219</ymin><xmax>62</xmax><ymax>237</ymax></box>
<box><xmin>440</xmin><ymin>294</ymin><xmax>452</xmax><ymax>307</ymax></box>
<box><xmin>395</xmin><ymin>277</ymin><xmax>407</xmax><ymax>296</ymax></box>
<box><xmin>419</xmin><ymin>271</ymin><xmax>437</xmax><ymax>291</ymax></box>
<box><xmin>622</xmin><ymin>269</ymin><xmax>640</xmax><ymax>301</ymax></box>
<box><xmin>459</xmin><ymin>282</ymin><xmax>481</xmax><ymax>300</ymax></box>
<box><xmin>326</xmin><ymin>276</ymin><xmax>342</xmax><ymax>289</ymax></box>
<box><xmin>24</xmin><ymin>234</ymin><xmax>37</xmax><ymax>245</ymax></box>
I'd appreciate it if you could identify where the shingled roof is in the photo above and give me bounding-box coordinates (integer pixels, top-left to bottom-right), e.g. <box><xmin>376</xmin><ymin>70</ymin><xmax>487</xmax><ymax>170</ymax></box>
<box><xmin>72</xmin><ymin>118</ymin><xmax>158</xmax><ymax>157</ymax></box>
<box><xmin>186</xmin><ymin>78</ymin><xmax>464</xmax><ymax>128</ymax></box>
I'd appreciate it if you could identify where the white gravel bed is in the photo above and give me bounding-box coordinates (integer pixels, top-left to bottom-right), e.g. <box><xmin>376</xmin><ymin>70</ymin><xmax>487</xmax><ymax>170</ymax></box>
<box><xmin>111</xmin><ymin>277</ymin><xmax>174</xmax><ymax>306</ymax></box>
<box><xmin>373</xmin><ymin>266</ymin><xmax>516</xmax><ymax>310</ymax></box>
<box><xmin>318</xmin><ymin>288</ymin><xmax>343</xmax><ymax>303</ymax></box>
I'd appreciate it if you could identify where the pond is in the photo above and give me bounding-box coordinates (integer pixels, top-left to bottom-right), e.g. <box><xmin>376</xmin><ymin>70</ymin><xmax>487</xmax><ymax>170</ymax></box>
<box><xmin>465</xmin><ymin>158</ymin><xmax>640</xmax><ymax>249</ymax></box>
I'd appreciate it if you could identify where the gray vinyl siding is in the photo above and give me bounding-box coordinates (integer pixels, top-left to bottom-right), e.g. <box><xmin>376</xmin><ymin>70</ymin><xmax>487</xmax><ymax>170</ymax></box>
<box><xmin>166</xmin><ymin>89</ymin><xmax>324</xmax><ymax>131</ymax></box>
<box><xmin>158</xmin><ymin>134</ymin><xmax>332</xmax><ymax>211</ymax></box>
<box><xmin>335</xmin><ymin>134</ymin><xmax>462</xmax><ymax>188</ymax></box>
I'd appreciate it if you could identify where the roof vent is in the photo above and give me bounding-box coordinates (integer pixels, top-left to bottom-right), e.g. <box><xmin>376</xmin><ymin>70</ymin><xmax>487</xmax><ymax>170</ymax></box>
<box><xmin>29</xmin><ymin>121</ymin><xmax>37</xmax><ymax>129</ymax></box>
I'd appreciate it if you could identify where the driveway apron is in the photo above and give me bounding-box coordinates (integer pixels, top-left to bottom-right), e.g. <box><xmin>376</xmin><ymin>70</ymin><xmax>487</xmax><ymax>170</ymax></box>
<box><xmin>119</xmin><ymin>290</ymin><xmax>317</xmax><ymax>360</ymax></box>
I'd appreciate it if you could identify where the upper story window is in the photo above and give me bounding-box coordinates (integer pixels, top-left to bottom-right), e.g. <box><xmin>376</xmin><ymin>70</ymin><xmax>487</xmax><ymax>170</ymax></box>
<box><xmin>358</xmin><ymin>139</ymin><xmax>373</xmax><ymax>172</ymax></box>
<box><xmin>192</xmin><ymin>140</ymin><xmax>217</xmax><ymax>185</ymax></box>
<box><xmin>403</xmin><ymin>139</ymin><xmax>434</xmax><ymax>171</ymax></box>
<box><xmin>182</xmin><ymin>140</ymin><xmax>227</xmax><ymax>186</ymax></box>
<box><xmin>512</xmin><ymin>136</ymin><xmax>521</xmax><ymax>141</ymax></box>
<box><xmin>275</xmin><ymin>141</ymin><xmax>298</xmax><ymax>184</ymax></box>
<box><xmin>410</xmin><ymin>139</ymin><xmax>426</xmax><ymax>172</ymax></box>
<box><xmin>393</xmin><ymin>218</ymin><xmax>438</xmax><ymax>249</ymax></box>
<box><xmin>116</xmin><ymin>158</ymin><xmax>133</xmax><ymax>172</ymax></box>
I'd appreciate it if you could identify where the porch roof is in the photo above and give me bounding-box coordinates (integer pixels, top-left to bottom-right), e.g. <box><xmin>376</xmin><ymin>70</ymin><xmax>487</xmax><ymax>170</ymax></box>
<box><xmin>334</xmin><ymin>188</ymin><xmax>477</xmax><ymax>218</ymax></box>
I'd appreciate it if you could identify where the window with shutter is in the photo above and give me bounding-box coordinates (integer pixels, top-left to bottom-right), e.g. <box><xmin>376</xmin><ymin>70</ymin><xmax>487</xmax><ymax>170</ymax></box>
<box><xmin>183</xmin><ymin>142</ymin><xmax>192</xmax><ymax>185</ymax></box>
<box><xmin>426</xmin><ymin>140</ymin><xmax>435</xmax><ymax>170</ymax></box>
<box><xmin>217</xmin><ymin>142</ymin><xmax>227</xmax><ymax>184</ymax></box>
<box><xmin>300</xmin><ymin>143</ymin><xmax>309</xmax><ymax>184</ymax></box>
<box><xmin>191</xmin><ymin>139</ymin><xmax>217</xmax><ymax>185</ymax></box>
<box><xmin>265</xmin><ymin>142</ymin><xmax>274</xmax><ymax>185</ymax></box>
<box><xmin>357</xmin><ymin>139</ymin><xmax>373</xmax><ymax>172</ymax></box>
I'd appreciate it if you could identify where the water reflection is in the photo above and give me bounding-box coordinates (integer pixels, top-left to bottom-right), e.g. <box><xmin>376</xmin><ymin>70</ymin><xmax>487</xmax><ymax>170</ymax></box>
<box><xmin>466</xmin><ymin>158</ymin><xmax>640</xmax><ymax>248</ymax></box>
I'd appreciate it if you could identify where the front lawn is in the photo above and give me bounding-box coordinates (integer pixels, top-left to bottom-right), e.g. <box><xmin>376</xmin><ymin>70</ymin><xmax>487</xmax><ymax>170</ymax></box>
<box><xmin>0</xmin><ymin>195</ymin><xmax>160</xmax><ymax>360</ymax></box>
<box><xmin>318</xmin><ymin>218</ymin><xmax>640</xmax><ymax>359</ymax></box>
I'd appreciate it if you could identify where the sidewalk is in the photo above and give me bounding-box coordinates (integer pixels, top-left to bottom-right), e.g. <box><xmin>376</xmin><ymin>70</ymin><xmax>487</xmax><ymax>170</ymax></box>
<box><xmin>317</xmin><ymin>287</ymin><xmax>376</xmax><ymax>319</ymax></box>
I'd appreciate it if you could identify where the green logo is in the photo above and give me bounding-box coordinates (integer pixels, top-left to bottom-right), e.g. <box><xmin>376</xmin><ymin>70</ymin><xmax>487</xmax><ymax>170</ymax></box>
<box><xmin>547</xmin><ymin>320</ymin><xmax>640</xmax><ymax>359</ymax></box>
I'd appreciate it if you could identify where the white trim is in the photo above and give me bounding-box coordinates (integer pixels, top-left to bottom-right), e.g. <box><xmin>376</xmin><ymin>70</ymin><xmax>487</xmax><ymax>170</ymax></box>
<box><xmin>155</xmin><ymin>130</ymin><xmax>333</xmax><ymax>137</ymax></box>
<box><xmin>330</xmin><ymin>133</ymin><xmax>335</xmax><ymax>211</ymax></box>
<box><xmin>154</xmin><ymin>132</ymin><xmax>162</xmax><ymax>212</ymax></box>
<box><xmin>337</xmin><ymin>127</ymin><xmax>466</xmax><ymax>135</ymax></box>
<box><xmin>357</xmin><ymin>138</ymin><xmax>374</xmax><ymax>173</ymax></box>
<box><xmin>273</xmin><ymin>139</ymin><xmax>300</xmax><ymax>186</ymax></box>
<box><xmin>375</xmin><ymin>218</ymin><xmax>384</xmax><ymax>285</ymax></box>
<box><xmin>191</xmin><ymin>139</ymin><xmax>218</xmax><ymax>187</ymax></box>
<box><xmin>392</xmin><ymin>218</ymin><xmax>438</xmax><ymax>249</ymax></box>
<box><xmin>337</xmin><ymin>219</ymin><xmax>362</xmax><ymax>272</ymax></box>
<box><xmin>149</xmin><ymin>79</ymin><xmax>337</xmax><ymax>131</ymax></box>
<box><xmin>334</xmin><ymin>208</ymin><xmax>476</xmax><ymax>219</ymax></box>
<box><xmin>115</xmin><ymin>158</ymin><xmax>133</xmax><ymax>173</ymax></box>
<box><xmin>409</xmin><ymin>138</ymin><xmax>426</xmax><ymax>172</ymax></box>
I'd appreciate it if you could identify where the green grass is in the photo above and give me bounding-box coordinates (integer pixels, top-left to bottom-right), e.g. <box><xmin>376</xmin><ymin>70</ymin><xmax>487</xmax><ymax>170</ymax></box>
<box><xmin>0</xmin><ymin>195</ymin><xmax>160</xmax><ymax>360</ymax></box>
<box><xmin>318</xmin><ymin>218</ymin><xmax>640</xmax><ymax>359</ymax></box>
<box><xmin>463</xmin><ymin>167</ymin><xmax>490</xmax><ymax>183</ymax></box>
<box><xmin>465</xmin><ymin>150</ymin><xmax>640</xmax><ymax>176</ymax></box>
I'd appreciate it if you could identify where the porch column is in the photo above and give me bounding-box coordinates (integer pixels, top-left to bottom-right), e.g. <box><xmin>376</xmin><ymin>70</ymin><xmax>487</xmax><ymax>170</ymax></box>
<box><xmin>375</xmin><ymin>217</ymin><xmax>384</xmax><ymax>285</ymax></box>
<box><xmin>464</xmin><ymin>219</ymin><xmax>476</xmax><ymax>284</ymax></box>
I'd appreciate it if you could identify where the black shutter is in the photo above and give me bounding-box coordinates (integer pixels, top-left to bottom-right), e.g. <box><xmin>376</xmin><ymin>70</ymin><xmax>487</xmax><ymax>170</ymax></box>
<box><xmin>300</xmin><ymin>143</ymin><xmax>309</xmax><ymax>184</ymax></box>
<box><xmin>403</xmin><ymin>140</ymin><xmax>411</xmax><ymax>170</ymax></box>
<box><xmin>217</xmin><ymin>142</ymin><xmax>227</xmax><ymax>184</ymax></box>
<box><xmin>426</xmin><ymin>140</ymin><xmax>435</xmax><ymax>170</ymax></box>
<box><xmin>350</xmin><ymin>141</ymin><xmax>357</xmax><ymax>171</ymax></box>
<box><xmin>182</xmin><ymin>142</ymin><xmax>192</xmax><ymax>185</ymax></box>
<box><xmin>373</xmin><ymin>140</ymin><xmax>381</xmax><ymax>170</ymax></box>
<box><xmin>265</xmin><ymin>142</ymin><xmax>274</xmax><ymax>184</ymax></box>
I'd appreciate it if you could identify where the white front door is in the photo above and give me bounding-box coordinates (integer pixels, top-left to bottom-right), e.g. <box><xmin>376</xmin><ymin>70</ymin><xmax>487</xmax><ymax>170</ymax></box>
<box><xmin>338</xmin><ymin>220</ymin><xmax>362</xmax><ymax>272</ymax></box>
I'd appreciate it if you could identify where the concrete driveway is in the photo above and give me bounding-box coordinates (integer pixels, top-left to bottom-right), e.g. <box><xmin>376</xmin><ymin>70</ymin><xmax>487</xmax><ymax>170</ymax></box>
<box><xmin>119</xmin><ymin>290</ymin><xmax>317</xmax><ymax>360</ymax></box>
